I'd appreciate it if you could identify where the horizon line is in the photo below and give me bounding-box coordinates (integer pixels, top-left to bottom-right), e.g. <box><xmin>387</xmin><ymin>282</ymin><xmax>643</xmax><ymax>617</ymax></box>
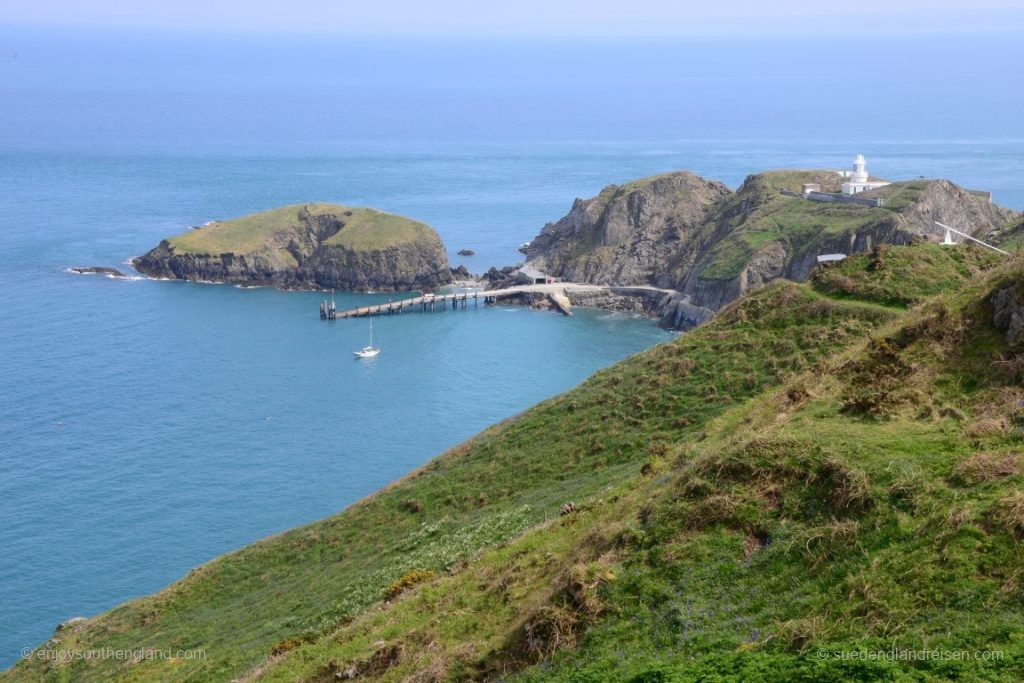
<box><xmin>3</xmin><ymin>18</ymin><xmax>1023</xmax><ymax>41</ymax></box>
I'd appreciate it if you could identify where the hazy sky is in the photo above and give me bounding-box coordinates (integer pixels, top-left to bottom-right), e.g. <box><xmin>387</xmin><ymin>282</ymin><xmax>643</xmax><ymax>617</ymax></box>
<box><xmin>5</xmin><ymin>0</ymin><xmax>1024</xmax><ymax>36</ymax></box>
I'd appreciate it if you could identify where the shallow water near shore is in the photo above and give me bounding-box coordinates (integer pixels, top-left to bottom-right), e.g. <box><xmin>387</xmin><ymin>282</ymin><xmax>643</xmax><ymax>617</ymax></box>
<box><xmin>0</xmin><ymin>271</ymin><xmax>673</xmax><ymax>664</ymax></box>
<box><xmin>2</xmin><ymin>31</ymin><xmax>1024</xmax><ymax>668</ymax></box>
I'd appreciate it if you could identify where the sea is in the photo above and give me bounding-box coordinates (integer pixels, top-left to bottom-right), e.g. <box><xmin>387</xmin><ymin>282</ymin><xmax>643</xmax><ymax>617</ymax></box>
<box><xmin>1</xmin><ymin>28</ymin><xmax>1022</xmax><ymax>668</ymax></box>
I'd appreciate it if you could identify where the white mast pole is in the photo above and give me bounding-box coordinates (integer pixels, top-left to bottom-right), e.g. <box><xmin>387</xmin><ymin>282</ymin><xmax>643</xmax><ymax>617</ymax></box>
<box><xmin>934</xmin><ymin>221</ymin><xmax>1009</xmax><ymax>256</ymax></box>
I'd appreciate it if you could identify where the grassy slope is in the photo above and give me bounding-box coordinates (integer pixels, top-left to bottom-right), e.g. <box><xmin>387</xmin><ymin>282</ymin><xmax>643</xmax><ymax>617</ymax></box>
<box><xmin>262</xmin><ymin>249</ymin><xmax>1024</xmax><ymax>683</ymax></box>
<box><xmin>520</xmin><ymin>256</ymin><xmax>1024</xmax><ymax>682</ymax></box>
<box><xmin>10</xmin><ymin>247</ymin><xmax>950</xmax><ymax>682</ymax></box>
<box><xmin>694</xmin><ymin>170</ymin><xmax>1021</xmax><ymax>285</ymax></box>
<box><xmin>812</xmin><ymin>242</ymin><xmax>1003</xmax><ymax>307</ymax></box>
<box><xmin>167</xmin><ymin>204</ymin><xmax>431</xmax><ymax>255</ymax></box>
<box><xmin>322</xmin><ymin>209</ymin><xmax>434</xmax><ymax>251</ymax></box>
<box><xmin>255</xmin><ymin>245</ymin><xmax>1024</xmax><ymax>683</ymax></box>
<box><xmin>699</xmin><ymin>171</ymin><xmax>904</xmax><ymax>282</ymax></box>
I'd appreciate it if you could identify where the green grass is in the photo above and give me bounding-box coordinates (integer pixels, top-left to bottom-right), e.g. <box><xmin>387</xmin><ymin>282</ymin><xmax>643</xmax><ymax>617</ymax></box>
<box><xmin>8</xmin><ymin>244</ymin><xmax>1023</xmax><ymax>682</ymax></box>
<box><xmin>514</xmin><ymin>258</ymin><xmax>1024</xmax><ymax>682</ymax></box>
<box><xmin>5</xmin><ymin>258</ymin><xmax>905</xmax><ymax>682</ymax></box>
<box><xmin>689</xmin><ymin>170</ymin><xmax>903</xmax><ymax>283</ymax></box>
<box><xmin>167</xmin><ymin>204</ymin><xmax>432</xmax><ymax>255</ymax></box>
<box><xmin>690</xmin><ymin>173</ymin><xmax>1010</xmax><ymax>286</ymax></box>
<box><xmin>701</xmin><ymin>231</ymin><xmax>781</xmax><ymax>281</ymax></box>
<box><xmin>811</xmin><ymin>241</ymin><xmax>1002</xmax><ymax>307</ymax></box>
<box><xmin>322</xmin><ymin>208</ymin><xmax>434</xmax><ymax>251</ymax></box>
<box><xmin>871</xmin><ymin>179</ymin><xmax>933</xmax><ymax>211</ymax></box>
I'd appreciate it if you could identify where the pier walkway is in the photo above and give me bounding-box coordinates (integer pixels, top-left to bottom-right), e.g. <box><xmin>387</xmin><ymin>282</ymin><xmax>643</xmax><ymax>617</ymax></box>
<box><xmin>319</xmin><ymin>283</ymin><xmax>675</xmax><ymax>320</ymax></box>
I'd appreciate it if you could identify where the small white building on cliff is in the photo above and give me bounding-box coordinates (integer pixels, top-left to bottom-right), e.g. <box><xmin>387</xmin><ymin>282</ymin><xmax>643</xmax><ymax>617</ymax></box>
<box><xmin>840</xmin><ymin>154</ymin><xmax>890</xmax><ymax>195</ymax></box>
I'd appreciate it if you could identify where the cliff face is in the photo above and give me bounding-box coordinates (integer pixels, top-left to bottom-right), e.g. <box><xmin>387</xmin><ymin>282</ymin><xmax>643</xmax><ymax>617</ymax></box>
<box><xmin>133</xmin><ymin>204</ymin><xmax>452</xmax><ymax>292</ymax></box>
<box><xmin>522</xmin><ymin>171</ymin><xmax>732</xmax><ymax>287</ymax></box>
<box><xmin>524</xmin><ymin>170</ymin><xmax>1022</xmax><ymax>323</ymax></box>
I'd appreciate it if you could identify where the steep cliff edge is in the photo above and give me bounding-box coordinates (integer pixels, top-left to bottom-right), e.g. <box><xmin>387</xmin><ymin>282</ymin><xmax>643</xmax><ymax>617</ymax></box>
<box><xmin>522</xmin><ymin>171</ymin><xmax>732</xmax><ymax>287</ymax></box>
<box><xmin>524</xmin><ymin>169</ymin><xmax>1021</xmax><ymax>325</ymax></box>
<box><xmin>133</xmin><ymin>204</ymin><xmax>452</xmax><ymax>292</ymax></box>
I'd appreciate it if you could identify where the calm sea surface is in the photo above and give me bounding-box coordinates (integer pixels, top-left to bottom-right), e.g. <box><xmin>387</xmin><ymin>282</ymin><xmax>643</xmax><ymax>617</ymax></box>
<box><xmin>1</xmin><ymin>30</ymin><xmax>1022</xmax><ymax>667</ymax></box>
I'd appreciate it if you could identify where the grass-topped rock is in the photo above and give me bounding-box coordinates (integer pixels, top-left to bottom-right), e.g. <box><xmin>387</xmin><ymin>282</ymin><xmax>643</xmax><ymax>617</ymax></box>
<box><xmin>132</xmin><ymin>203</ymin><xmax>452</xmax><ymax>292</ymax></box>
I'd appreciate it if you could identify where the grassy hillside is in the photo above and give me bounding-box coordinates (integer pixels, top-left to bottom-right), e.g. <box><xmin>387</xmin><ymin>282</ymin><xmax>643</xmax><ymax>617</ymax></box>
<box><xmin>690</xmin><ymin>172</ymin><xmax>1019</xmax><ymax>286</ymax></box>
<box><xmin>517</xmin><ymin>262</ymin><xmax>1024</xmax><ymax>681</ymax></box>
<box><xmin>8</xmin><ymin>244</ymin><xmax>1021</xmax><ymax>682</ymax></box>
<box><xmin>812</xmin><ymin>241</ymin><xmax>1003</xmax><ymax>307</ymax></box>
<box><xmin>696</xmin><ymin>172</ymin><xmax>902</xmax><ymax>282</ymax></box>
<box><xmin>256</xmin><ymin>245</ymin><xmax>1024</xmax><ymax>682</ymax></box>
<box><xmin>321</xmin><ymin>208</ymin><xmax>435</xmax><ymax>251</ymax></box>
<box><xmin>168</xmin><ymin>204</ymin><xmax>431</xmax><ymax>255</ymax></box>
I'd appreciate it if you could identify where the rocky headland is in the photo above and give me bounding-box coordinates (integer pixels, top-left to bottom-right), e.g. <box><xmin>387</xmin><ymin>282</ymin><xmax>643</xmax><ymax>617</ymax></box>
<box><xmin>132</xmin><ymin>203</ymin><xmax>452</xmax><ymax>292</ymax></box>
<box><xmin>129</xmin><ymin>174</ymin><xmax>1022</xmax><ymax>327</ymax></box>
<box><xmin>520</xmin><ymin>169</ymin><xmax>1022</xmax><ymax>328</ymax></box>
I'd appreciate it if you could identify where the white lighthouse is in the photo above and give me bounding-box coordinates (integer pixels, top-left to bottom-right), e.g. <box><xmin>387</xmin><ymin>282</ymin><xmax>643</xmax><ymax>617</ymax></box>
<box><xmin>839</xmin><ymin>154</ymin><xmax>888</xmax><ymax>194</ymax></box>
<box><xmin>841</xmin><ymin>154</ymin><xmax>890</xmax><ymax>195</ymax></box>
<box><xmin>851</xmin><ymin>154</ymin><xmax>868</xmax><ymax>183</ymax></box>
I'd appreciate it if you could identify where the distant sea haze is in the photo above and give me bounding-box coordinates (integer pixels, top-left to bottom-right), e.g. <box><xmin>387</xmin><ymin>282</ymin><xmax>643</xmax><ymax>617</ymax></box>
<box><xmin>1</xmin><ymin>30</ymin><xmax>1023</xmax><ymax>669</ymax></box>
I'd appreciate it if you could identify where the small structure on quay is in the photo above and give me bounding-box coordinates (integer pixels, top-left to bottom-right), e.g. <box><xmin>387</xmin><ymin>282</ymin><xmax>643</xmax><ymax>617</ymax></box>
<box><xmin>516</xmin><ymin>265</ymin><xmax>554</xmax><ymax>285</ymax></box>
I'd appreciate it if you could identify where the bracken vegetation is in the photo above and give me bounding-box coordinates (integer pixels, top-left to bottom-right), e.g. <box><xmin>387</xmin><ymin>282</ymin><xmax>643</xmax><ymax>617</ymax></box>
<box><xmin>8</xmin><ymin>242</ymin><xmax>1024</xmax><ymax>682</ymax></box>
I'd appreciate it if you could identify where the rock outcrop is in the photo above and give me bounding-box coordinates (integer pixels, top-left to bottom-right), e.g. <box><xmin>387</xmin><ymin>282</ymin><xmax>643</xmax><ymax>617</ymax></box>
<box><xmin>71</xmin><ymin>266</ymin><xmax>128</xmax><ymax>277</ymax></box>
<box><xmin>524</xmin><ymin>170</ymin><xmax>1021</xmax><ymax>327</ymax></box>
<box><xmin>523</xmin><ymin>171</ymin><xmax>732</xmax><ymax>287</ymax></box>
<box><xmin>992</xmin><ymin>284</ymin><xmax>1024</xmax><ymax>347</ymax></box>
<box><xmin>133</xmin><ymin>204</ymin><xmax>452</xmax><ymax>292</ymax></box>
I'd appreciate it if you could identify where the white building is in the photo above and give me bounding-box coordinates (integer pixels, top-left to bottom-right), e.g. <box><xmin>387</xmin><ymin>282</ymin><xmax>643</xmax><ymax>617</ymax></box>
<box><xmin>816</xmin><ymin>253</ymin><xmax>847</xmax><ymax>264</ymax></box>
<box><xmin>841</xmin><ymin>154</ymin><xmax>890</xmax><ymax>195</ymax></box>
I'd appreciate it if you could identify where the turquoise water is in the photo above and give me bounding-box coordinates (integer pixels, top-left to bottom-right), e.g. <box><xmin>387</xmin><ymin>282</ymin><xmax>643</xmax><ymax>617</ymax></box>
<box><xmin>2</xmin><ymin>30</ymin><xmax>1023</xmax><ymax>668</ymax></box>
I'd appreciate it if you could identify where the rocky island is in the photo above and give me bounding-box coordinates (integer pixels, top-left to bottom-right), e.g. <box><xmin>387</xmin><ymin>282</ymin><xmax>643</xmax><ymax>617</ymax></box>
<box><xmin>520</xmin><ymin>164</ymin><xmax>1021</xmax><ymax>327</ymax></box>
<box><xmin>132</xmin><ymin>203</ymin><xmax>452</xmax><ymax>292</ymax></box>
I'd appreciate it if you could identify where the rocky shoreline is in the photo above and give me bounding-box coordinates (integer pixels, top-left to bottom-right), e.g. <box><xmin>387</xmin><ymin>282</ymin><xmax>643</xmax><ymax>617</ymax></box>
<box><xmin>69</xmin><ymin>266</ymin><xmax>129</xmax><ymax>278</ymax></box>
<box><xmin>445</xmin><ymin>267</ymin><xmax>709</xmax><ymax>329</ymax></box>
<box><xmin>101</xmin><ymin>167</ymin><xmax>1024</xmax><ymax>330</ymax></box>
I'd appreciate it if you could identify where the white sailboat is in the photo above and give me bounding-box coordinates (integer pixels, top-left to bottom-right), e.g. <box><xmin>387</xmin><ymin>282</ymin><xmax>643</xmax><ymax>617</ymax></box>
<box><xmin>353</xmin><ymin>318</ymin><xmax>381</xmax><ymax>358</ymax></box>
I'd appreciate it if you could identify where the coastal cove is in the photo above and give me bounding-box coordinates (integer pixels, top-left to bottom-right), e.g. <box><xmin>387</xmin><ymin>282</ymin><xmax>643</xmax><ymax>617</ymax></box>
<box><xmin>4</xmin><ymin>141</ymin><xmax>1024</xmax><ymax>672</ymax></box>
<box><xmin>3</xmin><ymin>30</ymin><xmax>1024</xmax><ymax>671</ymax></box>
<box><xmin>0</xmin><ymin>273</ymin><xmax>672</xmax><ymax>669</ymax></box>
